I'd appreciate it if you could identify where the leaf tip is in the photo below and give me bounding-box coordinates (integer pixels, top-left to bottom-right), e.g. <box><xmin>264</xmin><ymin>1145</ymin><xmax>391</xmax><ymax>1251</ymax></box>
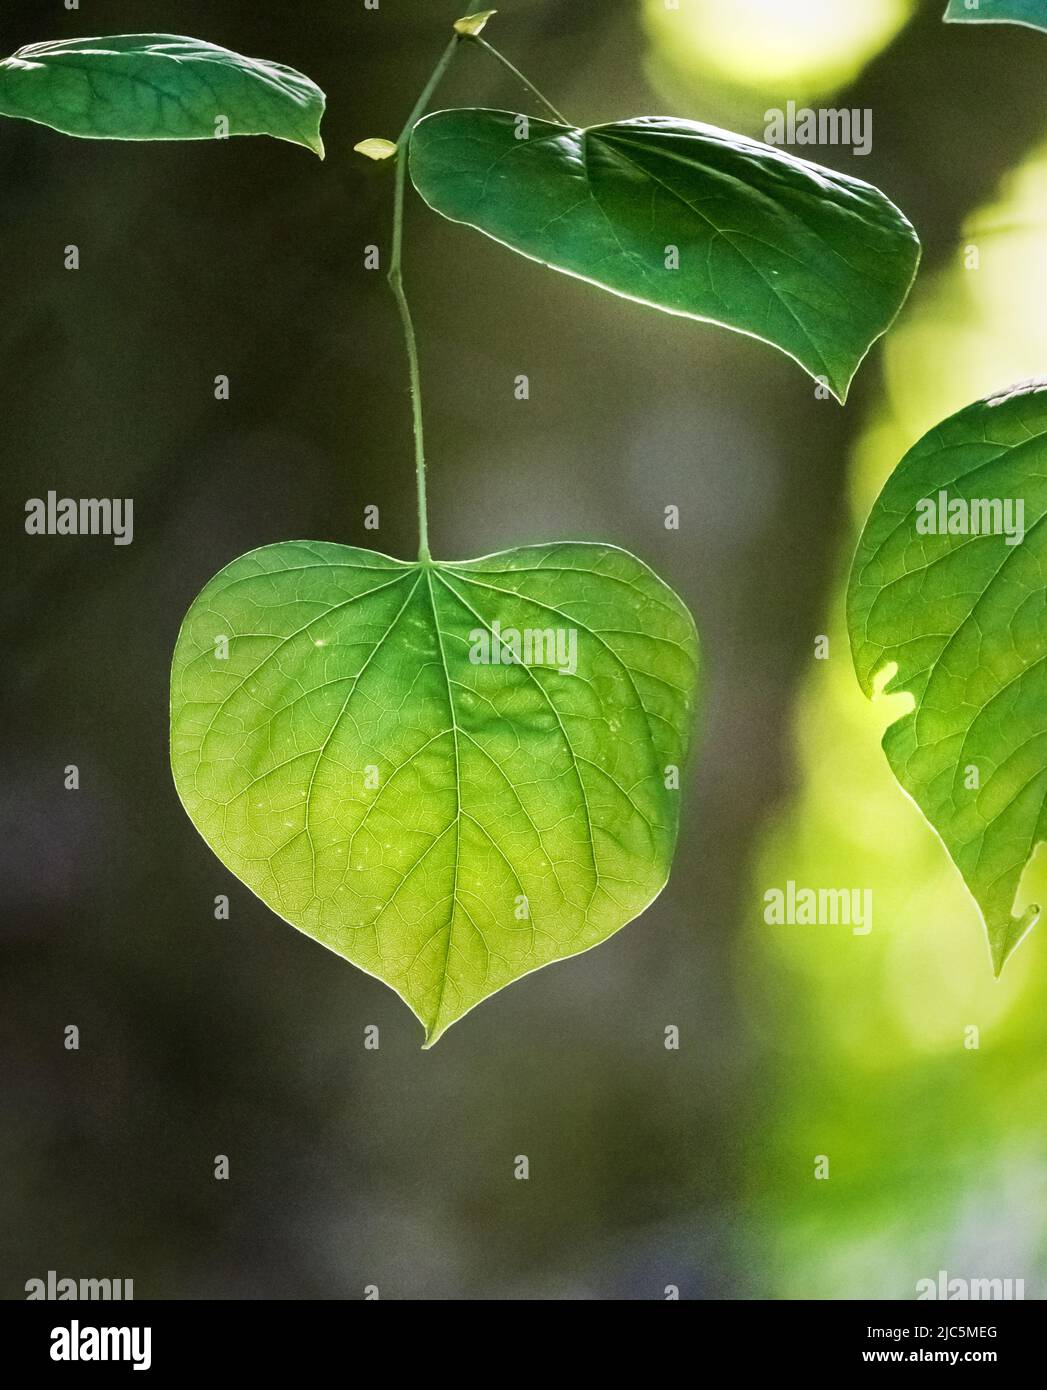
<box><xmin>454</xmin><ymin>9</ymin><xmax>498</xmax><ymax>37</ymax></box>
<box><xmin>989</xmin><ymin>902</ymin><xmax>1039</xmax><ymax>977</ymax></box>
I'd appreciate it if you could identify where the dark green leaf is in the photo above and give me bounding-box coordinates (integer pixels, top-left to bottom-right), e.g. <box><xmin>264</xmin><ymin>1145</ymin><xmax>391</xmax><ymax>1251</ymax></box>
<box><xmin>171</xmin><ymin>541</ymin><xmax>699</xmax><ymax>1045</ymax></box>
<box><xmin>848</xmin><ymin>381</ymin><xmax>1047</xmax><ymax>974</ymax></box>
<box><xmin>409</xmin><ymin>108</ymin><xmax>921</xmax><ymax>402</ymax></box>
<box><xmin>0</xmin><ymin>34</ymin><xmax>325</xmax><ymax>155</ymax></box>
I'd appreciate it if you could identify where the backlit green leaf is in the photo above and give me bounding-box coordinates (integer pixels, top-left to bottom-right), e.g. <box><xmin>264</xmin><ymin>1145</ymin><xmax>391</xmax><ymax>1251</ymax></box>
<box><xmin>0</xmin><ymin>34</ymin><xmax>325</xmax><ymax>155</ymax></box>
<box><xmin>848</xmin><ymin>381</ymin><xmax>1047</xmax><ymax>974</ymax></box>
<box><xmin>171</xmin><ymin>541</ymin><xmax>699</xmax><ymax>1045</ymax></box>
<box><xmin>409</xmin><ymin>108</ymin><xmax>921</xmax><ymax>402</ymax></box>
<box><xmin>944</xmin><ymin>1</ymin><xmax>1047</xmax><ymax>34</ymax></box>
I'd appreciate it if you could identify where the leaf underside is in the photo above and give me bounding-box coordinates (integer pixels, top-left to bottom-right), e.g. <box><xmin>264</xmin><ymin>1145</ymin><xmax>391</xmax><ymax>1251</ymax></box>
<box><xmin>944</xmin><ymin>1</ymin><xmax>1047</xmax><ymax>33</ymax></box>
<box><xmin>848</xmin><ymin>381</ymin><xmax>1047</xmax><ymax>974</ymax></box>
<box><xmin>0</xmin><ymin>33</ymin><xmax>325</xmax><ymax>155</ymax></box>
<box><xmin>408</xmin><ymin>108</ymin><xmax>921</xmax><ymax>402</ymax></box>
<box><xmin>170</xmin><ymin>541</ymin><xmax>699</xmax><ymax>1045</ymax></box>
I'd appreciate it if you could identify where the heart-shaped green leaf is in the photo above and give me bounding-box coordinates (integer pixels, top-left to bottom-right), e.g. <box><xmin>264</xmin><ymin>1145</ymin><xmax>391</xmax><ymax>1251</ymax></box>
<box><xmin>0</xmin><ymin>34</ymin><xmax>325</xmax><ymax>155</ymax></box>
<box><xmin>848</xmin><ymin>381</ymin><xmax>1047</xmax><ymax>974</ymax></box>
<box><xmin>944</xmin><ymin>1</ymin><xmax>1047</xmax><ymax>33</ymax></box>
<box><xmin>171</xmin><ymin>541</ymin><xmax>699</xmax><ymax>1045</ymax></box>
<box><xmin>409</xmin><ymin>109</ymin><xmax>921</xmax><ymax>402</ymax></box>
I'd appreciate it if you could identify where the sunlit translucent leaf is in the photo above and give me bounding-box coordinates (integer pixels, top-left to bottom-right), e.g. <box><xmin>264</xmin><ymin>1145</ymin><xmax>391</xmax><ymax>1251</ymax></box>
<box><xmin>944</xmin><ymin>0</ymin><xmax>1047</xmax><ymax>34</ymax></box>
<box><xmin>171</xmin><ymin>541</ymin><xmax>699</xmax><ymax>1045</ymax></box>
<box><xmin>454</xmin><ymin>10</ymin><xmax>498</xmax><ymax>37</ymax></box>
<box><xmin>0</xmin><ymin>34</ymin><xmax>325</xmax><ymax>155</ymax></box>
<box><xmin>409</xmin><ymin>108</ymin><xmax>920</xmax><ymax>402</ymax></box>
<box><xmin>354</xmin><ymin>137</ymin><xmax>397</xmax><ymax>161</ymax></box>
<box><xmin>848</xmin><ymin>381</ymin><xmax>1047</xmax><ymax>974</ymax></box>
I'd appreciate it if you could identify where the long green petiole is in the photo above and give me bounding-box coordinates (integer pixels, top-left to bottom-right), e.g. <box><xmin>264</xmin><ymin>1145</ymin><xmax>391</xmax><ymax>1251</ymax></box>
<box><xmin>384</xmin><ymin>22</ymin><xmax>568</xmax><ymax>562</ymax></box>
<box><xmin>388</xmin><ymin>33</ymin><xmax>461</xmax><ymax>563</ymax></box>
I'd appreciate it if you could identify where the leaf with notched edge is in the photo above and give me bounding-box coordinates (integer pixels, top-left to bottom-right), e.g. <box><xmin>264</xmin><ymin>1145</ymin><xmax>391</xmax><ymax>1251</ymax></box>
<box><xmin>171</xmin><ymin>541</ymin><xmax>699</xmax><ymax>1045</ymax></box>
<box><xmin>848</xmin><ymin>381</ymin><xmax>1047</xmax><ymax>974</ymax></box>
<box><xmin>409</xmin><ymin>108</ymin><xmax>921</xmax><ymax>402</ymax></box>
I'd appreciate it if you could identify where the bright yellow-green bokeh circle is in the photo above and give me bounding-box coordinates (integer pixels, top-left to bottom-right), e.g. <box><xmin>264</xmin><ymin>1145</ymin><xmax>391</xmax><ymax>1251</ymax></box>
<box><xmin>643</xmin><ymin>0</ymin><xmax>917</xmax><ymax>104</ymax></box>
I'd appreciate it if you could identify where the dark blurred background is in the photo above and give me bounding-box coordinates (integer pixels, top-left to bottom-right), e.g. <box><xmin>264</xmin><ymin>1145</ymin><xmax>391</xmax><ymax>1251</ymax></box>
<box><xmin>3</xmin><ymin>0</ymin><xmax>1046</xmax><ymax>1299</ymax></box>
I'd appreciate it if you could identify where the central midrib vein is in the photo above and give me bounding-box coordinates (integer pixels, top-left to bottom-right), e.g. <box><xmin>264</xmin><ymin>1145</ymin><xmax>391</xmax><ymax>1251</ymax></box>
<box><xmin>426</xmin><ymin>568</ymin><xmax>464</xmax><ymax>1033</ymax></box>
